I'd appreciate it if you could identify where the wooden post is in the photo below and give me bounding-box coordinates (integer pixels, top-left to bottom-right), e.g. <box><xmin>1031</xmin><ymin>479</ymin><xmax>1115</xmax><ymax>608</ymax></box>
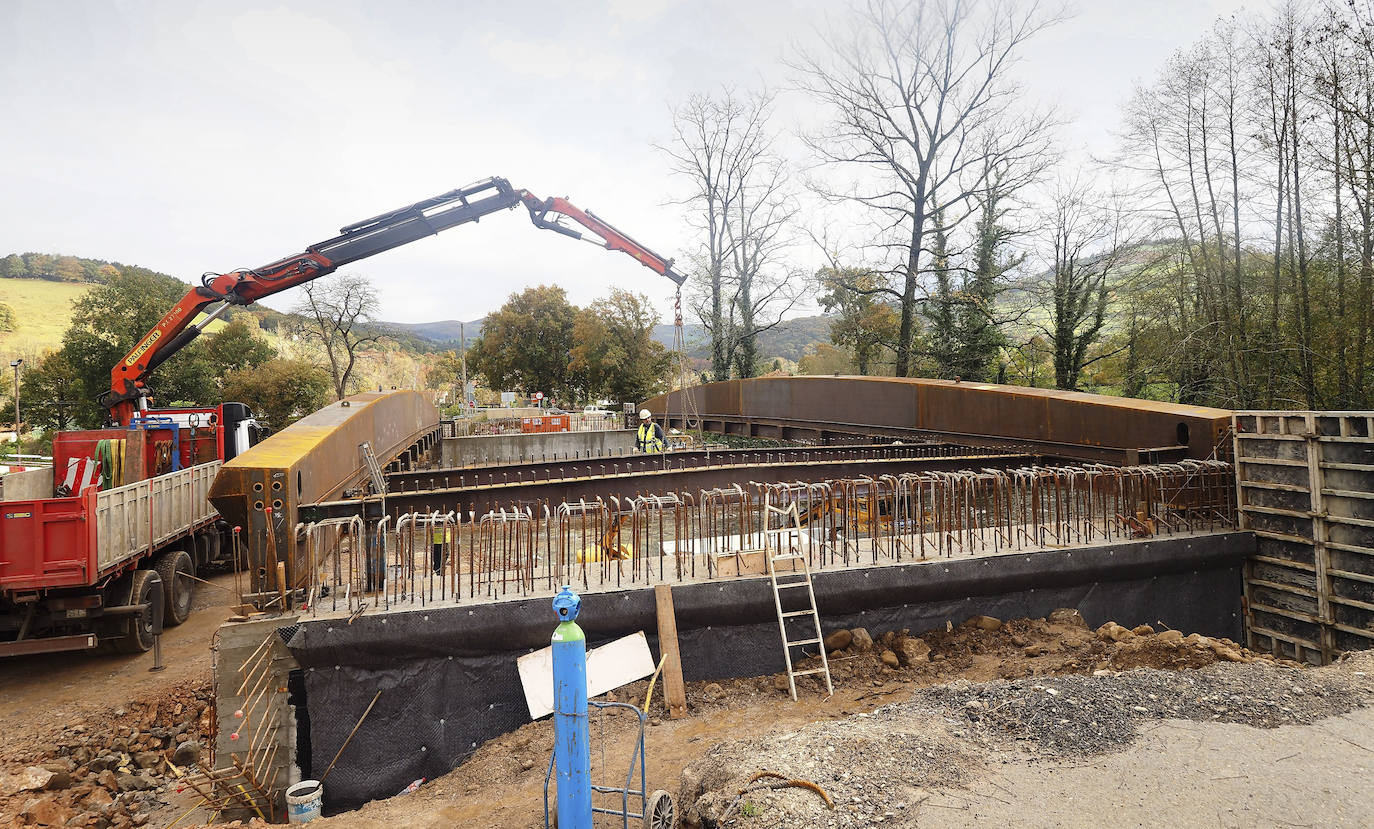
<box><xmin>653</xmin><ymin>584</ymin><xmax>688</xmax><ymax>719</ymax></box>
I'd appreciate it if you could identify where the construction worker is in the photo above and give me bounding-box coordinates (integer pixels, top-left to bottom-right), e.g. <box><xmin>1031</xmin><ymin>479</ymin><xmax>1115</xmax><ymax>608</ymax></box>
<box><xmin>431</xmin><ymin>522</ymin><xmax>451</xmax><ymax>575</ymax></box>
<box><xmin>636</xmin><ymin>409</ymin><xmax>665</xmax><ymax>454</ymax></box>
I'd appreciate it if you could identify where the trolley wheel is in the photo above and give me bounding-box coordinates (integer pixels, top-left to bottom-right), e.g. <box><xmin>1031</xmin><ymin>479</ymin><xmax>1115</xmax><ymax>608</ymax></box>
<box><xmin>643</xmin><ymin>790</ymin><xmax>674</xmax><ymax>829</ymax></box>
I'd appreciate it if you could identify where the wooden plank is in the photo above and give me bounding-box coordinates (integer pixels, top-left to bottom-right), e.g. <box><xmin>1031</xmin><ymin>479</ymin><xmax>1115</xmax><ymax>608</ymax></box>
<box><xmin>654</xmin><ymin>583</ymin><xmax>689</xmax><ymax>720</ymax></box>
<box><xmin>1302</xmin><ymin>414</ymin><xmax>1336</xmax><ymax>664</ymax></box>
<box><xmin>517</xmin><ymin>632</ymin><xmax>655</xmax><ymax>720</ymax></box>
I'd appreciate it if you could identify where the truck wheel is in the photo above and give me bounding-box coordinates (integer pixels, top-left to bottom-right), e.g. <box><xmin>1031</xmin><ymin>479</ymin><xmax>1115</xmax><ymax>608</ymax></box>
<box><xmin>193</xmin><ymin>533</ymin><xmax>209</xmax><ymax>568</ymax></box>
<box><xmin>114</xmin><ymin>569</ymin><xmax>164</xmax><ymax>654</ymax></box>
<box><xmin>156</xmin><ymin>549</ymin><xmax>195</xmax><ymax>626</ymax></box>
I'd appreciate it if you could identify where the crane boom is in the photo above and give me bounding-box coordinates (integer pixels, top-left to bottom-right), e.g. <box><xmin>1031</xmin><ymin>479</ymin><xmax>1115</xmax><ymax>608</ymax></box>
<box><xmin>104</xmin><ymin>177</ymin><xmax>687</xmax><ymax>425</ymax></box>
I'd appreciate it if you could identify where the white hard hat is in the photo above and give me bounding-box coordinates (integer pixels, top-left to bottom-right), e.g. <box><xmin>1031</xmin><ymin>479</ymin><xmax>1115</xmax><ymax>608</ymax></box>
<box><xmin>639</xmin><ymin>409</ymin><xmax>652</xmax><ymax>419</ymax></box>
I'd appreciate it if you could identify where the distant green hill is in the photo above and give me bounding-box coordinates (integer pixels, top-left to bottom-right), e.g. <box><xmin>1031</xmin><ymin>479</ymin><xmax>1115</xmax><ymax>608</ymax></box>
<box><xmin>0</xmin><ymin>252</ymin><xmax>128</xmax><ymax>284</ymax></box>
<box><xmin>388</xmin><ymin>318</ymin><xmax>484</xmax><ymax>344</ymax></box>
<box><xmin>0</xmin><ymin>253</ymin><xmax>441</xmax><ymax>356</ymax></box>
<box><xmin>386</xmin><ymin>315</ymin><xmax>834</xmax><ymax>364</ymax></box>
<box><xmin>0</xmin><ymin>254</ymin><xmax>233</xmax><ymax>355</ymax></box>
<box><xmin>0</xmin><ymin>277</ymin><xmax>92</xmax><ymax>355</ymax></box>
<box><xmin>650</xmin><ymin>315</ymin><xmax>831</xmax><ymax>362</ymax></box>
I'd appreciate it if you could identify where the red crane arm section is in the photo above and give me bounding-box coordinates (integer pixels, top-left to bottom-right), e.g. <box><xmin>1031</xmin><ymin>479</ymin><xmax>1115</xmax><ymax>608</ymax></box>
<box><xmin>105</xmin><ymin>253</ymin><xmax>336</xmax><ymax>426</ymax></box>
<box><xmin>519</xmin><ymin>193</ymin><xmax>688</xmax><ymax>286</ymax></box>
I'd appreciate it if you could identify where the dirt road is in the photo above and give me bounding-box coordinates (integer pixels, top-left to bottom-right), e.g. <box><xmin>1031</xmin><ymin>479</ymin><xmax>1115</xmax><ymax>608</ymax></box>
<box><xmin>0</xmin><ymin>574</ymin><xmax>233</xmax><ymax>755</ymax></box>
<box><xmin>0</xmin><ymin>574</ymin><xmax>235</xmax><ymax>829</ymax></box>
<box><xmin>920</xmin><ymin>706</ymin><xmax>1374</xmax><ymax>828</ymax></box>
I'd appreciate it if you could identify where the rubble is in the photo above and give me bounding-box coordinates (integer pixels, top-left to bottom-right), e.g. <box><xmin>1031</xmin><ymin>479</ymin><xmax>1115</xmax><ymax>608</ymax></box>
<box><xmin>0</xmin><ymin>681</ymin><xmax>214</xmax><ymax>829</ymax></box>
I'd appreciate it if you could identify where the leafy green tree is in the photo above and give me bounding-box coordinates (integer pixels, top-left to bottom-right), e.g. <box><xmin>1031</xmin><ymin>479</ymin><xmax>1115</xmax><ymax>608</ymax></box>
<box><xmin>818</xmin><ymin>267</ymin><xmax>898</xmax><ymax>375</ymax></box>
<box><xmin>470</xmin><ymin>285</ymin><xmax>578</xmax><ymax>399</ymax></box>
<box><xmin>570</xmin><ymin>288</ymin><xmax>671</xmax><ymax>404</ymax></box>
<box><xmin>797</xmin><ymin>342</ymin><xmax>854</xmax><ymax>375</ymax></box>
<box><xmin>426</xmin><ymin>351</ymin><xmax>461</xmax><ymax>386</ymax></box>
<box><xmin>203</xmin><ymin>316</ymin><xmax>276</xmax><ymax>379</ymax></box>
<box><xmin>425</xmin><ymin>349</ymin><xmax>470</xmax><ymax>407</ymax></box>
<box><xmin>60</xmin><ymin>269</ymin><xmax>216</xmax><ymax>426</ymax></box>
<box><xmin>17</xmin><ymin>351</ymin><xmax>82</xmax><ymax>432</ymax></box>
<box><xmin>222</xmin><ymin>359</ymin><xmax>332</xmax><ymax>431</ymax></box>
<box><xmin>952</xmin><ymin>177</ymin><xmax>1021</xmax><ymax>381</ymax></box>
<box><xmin>0</xmin><ymin>254</ymin><xmax>23</xmax><ymax>279</ymax></box>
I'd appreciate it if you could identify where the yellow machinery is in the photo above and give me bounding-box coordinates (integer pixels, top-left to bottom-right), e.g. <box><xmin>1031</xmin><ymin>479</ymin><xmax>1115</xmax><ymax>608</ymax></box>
<box><xmin>577</xmin><ymin>514</ymin><xmax>634</xmax><ymax>564</ymax></box>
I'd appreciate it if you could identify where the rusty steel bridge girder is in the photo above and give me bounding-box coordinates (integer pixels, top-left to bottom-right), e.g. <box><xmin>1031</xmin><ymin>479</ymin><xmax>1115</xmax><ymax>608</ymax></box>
<box><xmin>211</xmin><ymin>390</ymin><xmax>441</xmax><ymax>595</ymax></box>
<box><xmin>302</xmin><ymin>445</ymin><xmax>1040</xmax><ymax>523</ymax></box>
<box><xmin>641</xmin><ymin>377</ymin><xmax>1234</xmax><ymax>464</ymax></box>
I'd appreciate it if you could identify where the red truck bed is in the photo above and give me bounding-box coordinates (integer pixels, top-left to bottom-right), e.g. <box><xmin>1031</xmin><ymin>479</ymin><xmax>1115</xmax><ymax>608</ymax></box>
<box><xmin>0</xmin><ymin>489</ymin><xmax>97</xmax><ymax>592</ymax></box>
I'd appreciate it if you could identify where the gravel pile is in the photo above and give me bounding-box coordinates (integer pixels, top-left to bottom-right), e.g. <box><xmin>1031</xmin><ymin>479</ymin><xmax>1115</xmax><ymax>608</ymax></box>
<box><xmin>679</xmin><ymin>711</ymin><xmax>971</xmax><ymax>829</ymax></box>
<box><xmin>911</xmin><ymin>651</ymin><xmax>1374</xmax><ymax>756</ymax></box>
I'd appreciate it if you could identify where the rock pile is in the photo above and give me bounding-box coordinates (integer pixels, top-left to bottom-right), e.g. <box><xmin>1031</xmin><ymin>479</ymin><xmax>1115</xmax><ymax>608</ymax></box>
<box><xmin>0</xmin><ymin>683</ymin><xmax>212</xmax><ymax>828</ymax></box>
<box><xmin>792</xmin><ymin>609</ymin><xmax>1283</xmax><ymax>694</ymax></box>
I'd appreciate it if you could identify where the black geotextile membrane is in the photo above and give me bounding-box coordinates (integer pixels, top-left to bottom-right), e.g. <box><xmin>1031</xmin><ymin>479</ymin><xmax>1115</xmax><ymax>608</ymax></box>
<box><xmin>286</xmin><ymin>532</ymin><xmax>1254</xmax><ymax>809</ymax></box>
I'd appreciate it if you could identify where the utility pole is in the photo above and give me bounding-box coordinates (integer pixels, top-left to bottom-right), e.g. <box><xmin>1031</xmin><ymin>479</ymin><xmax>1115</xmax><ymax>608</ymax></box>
<box><xmin>9</xmin><ymin>358</ymin><xmax>21</xmax><ymax>455</ymax></box>
<box><xmin>459</xmin><ymin>321</ymin><xmax>469</xmax><ymax>413</ymax></box>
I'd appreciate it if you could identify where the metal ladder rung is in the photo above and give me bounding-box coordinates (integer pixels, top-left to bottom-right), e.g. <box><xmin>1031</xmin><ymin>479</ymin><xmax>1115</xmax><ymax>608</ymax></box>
<box><xmin>767</xmin><ymin>497</ymin><xmax>832</xmax><ymax>702</ymax></box>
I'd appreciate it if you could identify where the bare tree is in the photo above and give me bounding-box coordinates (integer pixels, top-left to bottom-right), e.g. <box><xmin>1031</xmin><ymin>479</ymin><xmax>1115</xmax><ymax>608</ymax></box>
<box><xmin>1028</xmin><ymin>180</ymin><xmax>1135</xmax><ymax>391</ymax></box>
<box><xmin>794</xmin><ymin>0</ymin><xmax>1060</xmax><ymax>376</ymax></box>
<box><xmin>290</xmin><ymin>274</ymin><xmax>388</xmax><ymax>400</ymax></box>
<box><xmin>661</xmin><ymin>88</ymin><xmax>800</xmax><ymax>380</ymax></box>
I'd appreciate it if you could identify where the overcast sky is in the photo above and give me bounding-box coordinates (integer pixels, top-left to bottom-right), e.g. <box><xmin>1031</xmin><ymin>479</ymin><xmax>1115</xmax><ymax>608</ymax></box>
<box><xmin>1</xmin><ymin>0</ymin><xmax>1253</xmax><ymax>325</ymax></box>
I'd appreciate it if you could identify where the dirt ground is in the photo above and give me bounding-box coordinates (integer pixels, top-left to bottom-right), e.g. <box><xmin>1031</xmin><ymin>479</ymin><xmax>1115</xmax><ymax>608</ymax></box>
<box><xmin>913</xmin><ymin>706</ymin><xmax>1374</xmax><ymax>828</ymax></box>
<box><xmin>295</xmin><ymin>613</ymin><xmax>1357</xmax><ymax>829</ymax></box>
<box><xmin>2</xmin><ymin>590</ymin><xmax>1371</xmax><ymax>829</ymax></box>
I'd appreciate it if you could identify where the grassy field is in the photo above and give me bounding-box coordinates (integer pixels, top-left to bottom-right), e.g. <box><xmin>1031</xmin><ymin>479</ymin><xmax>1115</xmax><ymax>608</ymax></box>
<box><xmin>0</xmin><ymin>277</ymin><xmax>90</xmax><ymax>359</ymax></box>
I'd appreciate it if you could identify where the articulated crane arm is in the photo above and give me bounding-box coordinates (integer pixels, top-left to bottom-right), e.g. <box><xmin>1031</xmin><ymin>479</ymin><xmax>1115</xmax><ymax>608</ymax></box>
<box><xmin>103</xmin><ymin>177</ymin><xmax>688</xmax><ymax>425</ymax></box>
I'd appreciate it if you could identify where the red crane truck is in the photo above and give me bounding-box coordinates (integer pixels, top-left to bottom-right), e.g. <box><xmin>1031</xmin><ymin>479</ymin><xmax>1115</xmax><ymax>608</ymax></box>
<box><xmin>0</xmin><ymin>176</ymin><xmax>685</xmax><ymax>657</ymax></box>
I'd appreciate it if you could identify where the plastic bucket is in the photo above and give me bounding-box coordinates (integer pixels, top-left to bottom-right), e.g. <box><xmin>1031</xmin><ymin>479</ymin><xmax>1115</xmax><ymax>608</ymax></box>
<box><xmin>286</xmin><ymin>780</ymin><xmax>323</xmax><ymax>824</ymax></box>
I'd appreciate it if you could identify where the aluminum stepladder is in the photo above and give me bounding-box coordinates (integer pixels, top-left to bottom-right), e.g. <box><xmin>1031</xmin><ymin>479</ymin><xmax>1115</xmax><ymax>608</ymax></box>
<box><xmin>765</xmin><ymin>498</ymin><xmax>834</xmax><ymax>701</ymax></box>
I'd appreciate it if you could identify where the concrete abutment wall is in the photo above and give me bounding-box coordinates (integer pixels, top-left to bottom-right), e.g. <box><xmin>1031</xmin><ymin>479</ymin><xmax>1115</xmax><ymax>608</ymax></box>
<box><xmin>280</xmin><ymin>531</ymin><xmax>1252</xmax><ymax>810</ymax></box>
<box><xmin>440</xmin><ymin>429</ymin><xmax>636</xmax><ymax>467</ymax></box>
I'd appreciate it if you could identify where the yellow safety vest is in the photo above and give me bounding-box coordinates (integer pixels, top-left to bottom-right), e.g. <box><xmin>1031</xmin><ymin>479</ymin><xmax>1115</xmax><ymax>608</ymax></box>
<box><xmin>637</xmin><ymin>421</ymin><xmax>664</xmax><ymax>454</ymax></box>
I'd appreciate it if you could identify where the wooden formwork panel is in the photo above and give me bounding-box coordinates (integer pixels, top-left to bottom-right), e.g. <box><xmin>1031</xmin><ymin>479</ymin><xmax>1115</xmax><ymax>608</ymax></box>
<box><xmin>1235</xmin><ymin>411</ymin><xmax>1374</xmax><ymax>664</ymax></box>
